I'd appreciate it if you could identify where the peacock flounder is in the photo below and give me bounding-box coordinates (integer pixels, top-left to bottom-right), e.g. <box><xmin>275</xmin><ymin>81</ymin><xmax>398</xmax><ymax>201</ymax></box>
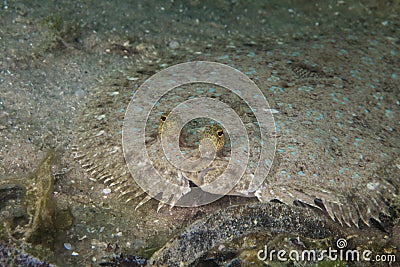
<box><xmin>147</xmin><ymin>107</ymin><xmax>398</xmax><ymax>228</ymax></box>
<box><xmin>73</xmin><ymin>48</ymin><xmax>399</xmax><ymax>228</ymax></box>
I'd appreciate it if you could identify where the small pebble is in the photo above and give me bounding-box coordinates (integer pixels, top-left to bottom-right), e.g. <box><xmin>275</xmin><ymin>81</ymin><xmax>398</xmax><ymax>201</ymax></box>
<box><xmin>102</xmin><ymin>188</ymin><xmax>111</xmax><ymax>194</ymax></box>
<box><xmin>71</xmin><ymin>251</ymin><xmax>79</xmax><ymax>256</ymax></box>
<box><xmin>74</xmin><ymin>89</ymin><xmax>85</xmax><ymax>100</ymax></box>
<box><xmin>95</xmin><ymin>130</ymin><xmax>105</xmax><ymax>137</ymax></box>
<box><xmin>95</xmin><ymin>114</ymin><xmax>106</xmax><ymax>121</ymax></box>
<box><xmin>64</xmin><ymin>243</ymin><xmax>72</xmax><ymax>250</ymax></box>
<box><xmin>168</xmin><ymin>40</ymin><xmax>180</xmax><ymax>49</ymax></box>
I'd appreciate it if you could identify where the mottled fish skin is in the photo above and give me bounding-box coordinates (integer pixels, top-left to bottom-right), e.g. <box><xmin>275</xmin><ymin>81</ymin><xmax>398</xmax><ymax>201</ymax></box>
<box><xmin>135</xmin><ymin>110</ymin><xmax>193</xmax><ymax>211</ymax></box>
<box><xmin>201</xmin><ymin>124</ymin><xmax>225</xmax><ymax>155</ymax></box>
<box><xmin>73</xmin><ymin>40</ymin><xmax>400</xmax><ymax>229</ymax></box>
<box><xmin>182</xmin><ymin>124</ymin><xmax>398</xmax><ymax>228</ymax></box>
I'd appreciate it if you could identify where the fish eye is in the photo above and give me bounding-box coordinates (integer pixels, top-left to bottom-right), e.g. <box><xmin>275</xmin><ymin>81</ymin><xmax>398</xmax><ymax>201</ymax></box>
<box><xmin>217</xmin><ymin>130</ymin><xmax>224</xmax><ymax>137</ymax></box>
<box><xmin>160</xmin><ymin>115</ymin><xmax>167</xmax><ymax>122</ymax></box>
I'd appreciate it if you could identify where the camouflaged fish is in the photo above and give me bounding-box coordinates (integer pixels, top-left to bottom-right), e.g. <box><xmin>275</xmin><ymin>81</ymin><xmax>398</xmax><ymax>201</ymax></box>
<box><xmin>72</xmin><ymin>46</ymin><xmax>399</xmax><ymax>228</ymax></box>
<box><xmin>138</xmin><ymin>109</ymin><xmax>399</xmax><ymax>227</ymax></box>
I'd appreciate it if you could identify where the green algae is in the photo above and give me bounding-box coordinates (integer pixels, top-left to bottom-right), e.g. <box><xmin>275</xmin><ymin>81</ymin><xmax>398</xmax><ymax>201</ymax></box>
<box><xmin>316</xmin><ymin>260</ymin><xmax>347</xmax><ymax>267</ymax></box>
<box><xmin>38</xmin><ymin>13</ymin><xmax>82</xmax><ymax>52</ymax></box>
<box><xmin>0</xmin><ymin>149</ymin><xmax>74</xmax><ymax>261</ymax></box>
